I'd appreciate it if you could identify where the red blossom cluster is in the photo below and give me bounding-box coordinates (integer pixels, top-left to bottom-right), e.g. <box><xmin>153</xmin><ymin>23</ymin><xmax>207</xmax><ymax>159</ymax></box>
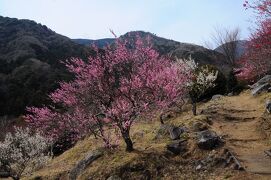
<box><xmin>243</xmin><ymin>0</ymin><xmax>271</xmax><ymax>16</ymax></box>
<box><xmin>236</xmin><ymin>0</ymin><xmax>271</xmax><ymax>82</ymax></box>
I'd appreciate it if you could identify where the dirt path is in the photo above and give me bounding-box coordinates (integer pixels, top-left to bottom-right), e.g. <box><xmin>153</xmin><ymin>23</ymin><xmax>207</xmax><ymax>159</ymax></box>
<box><xmin>203</xmin><ymin>93</ymin><xmax>271</xmax><ymax>177</ymax></box>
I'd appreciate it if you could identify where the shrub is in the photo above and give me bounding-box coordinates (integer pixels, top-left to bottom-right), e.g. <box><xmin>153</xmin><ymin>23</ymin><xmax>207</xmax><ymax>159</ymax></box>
<box><xmin>0</xmin><ymin>127</ymin><xmax>51</xmax><ymax>179</ymax></box>
<box><xmin>177</xmin><ymin>57</ymin><xmax>218</xmax><ymax>115</ymax></box>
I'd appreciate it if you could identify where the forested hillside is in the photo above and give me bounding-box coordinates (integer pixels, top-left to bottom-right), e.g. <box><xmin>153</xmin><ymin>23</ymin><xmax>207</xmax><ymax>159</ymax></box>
<box><xmin>0</xmin><ymin>16</ymin><xmax>92</xmax><ymax>116</ymax></box>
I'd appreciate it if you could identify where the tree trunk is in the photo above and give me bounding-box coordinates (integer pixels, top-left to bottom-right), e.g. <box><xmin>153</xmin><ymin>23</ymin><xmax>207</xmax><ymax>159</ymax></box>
<box><xmin>190</xmin><ymin>94</ymin><xmax>197</xmax><ymax>116</ymax></box>
<box><xmin>12</xmin><ymin>176</ymin><xmax>19</xmax><ymax>180</ymax></box>
<box><xmin>192</xmin><ymin>101</ymin><xmax>197</xmax><ymax>116</ymax></box>
<box><xmin>159</xmin><ymin>114</ymin><xmax>165</xmax><ymax>124</ymax></box>
<box><xmin>121</xmin><ymin>129</ymin><xmax>134</xmax><ymax>152</ymax></box>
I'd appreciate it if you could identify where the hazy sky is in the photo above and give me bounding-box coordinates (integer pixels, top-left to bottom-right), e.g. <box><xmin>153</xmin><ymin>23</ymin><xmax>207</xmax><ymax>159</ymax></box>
<box><xmin>0</xmin><ymin>0</ymin><xmax>254</xmax><ymax>45</ymax></box>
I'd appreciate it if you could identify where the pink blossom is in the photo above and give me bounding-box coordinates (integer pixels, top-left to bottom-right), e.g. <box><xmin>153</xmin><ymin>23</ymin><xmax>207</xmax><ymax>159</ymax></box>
<box><xmin>25</xmin><ymin>33</ymin><xmax>191</xmax><ymax>151</ymax></box>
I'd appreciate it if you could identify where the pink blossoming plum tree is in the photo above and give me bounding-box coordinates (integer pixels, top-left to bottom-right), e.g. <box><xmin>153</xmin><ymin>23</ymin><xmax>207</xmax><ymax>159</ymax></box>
<box><xmin>25</xmin><ymin>34</ymin><xmax>191</xmax><ymax>152</ymax></box>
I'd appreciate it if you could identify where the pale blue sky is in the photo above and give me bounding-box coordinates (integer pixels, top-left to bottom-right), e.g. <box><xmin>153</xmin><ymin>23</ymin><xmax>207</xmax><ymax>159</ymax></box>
<box><xmin>0</xmin><ymin>0</ymin><xmax>254</xmax><ymax>45</ymax></box>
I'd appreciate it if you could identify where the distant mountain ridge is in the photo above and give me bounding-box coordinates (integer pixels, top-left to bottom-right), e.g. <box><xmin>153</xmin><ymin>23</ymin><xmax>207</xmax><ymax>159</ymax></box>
<box><xmin>214</xmin><ymin>40</ymin><xmax>248</xmax><ymax>60</ymax></box>
<box><xmin>119</xmin><ymin>31</ymin><xmax>230</xmax><ymax>74</ymax></box>
<box><xmin>73</xmin><ymin>31</ymin><xmax>230</xmax><ymax>74</ymax></box>
<box><xmin>0</xmin><ymin>16</ymin><xmax>231</xmax><ymax>117</ymax></box>
<box><xmin>72</xmin><ymin>38</ymin><xmax>115</xmax><ymax>48</ymax></box>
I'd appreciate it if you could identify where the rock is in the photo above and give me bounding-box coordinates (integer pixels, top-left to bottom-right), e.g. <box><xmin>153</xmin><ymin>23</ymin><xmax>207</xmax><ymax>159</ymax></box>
<box><xmin>266</xmin><ymin>100</ymin><xmax>271</xmax><ymax>113</ymax></box>
<box><xmin>192</xmin><ymin>121</ymin><xmax>208</xmax><ymax>132</ymax></box>
<box><xmin>211</xmin><ymin>95</ymin><xmax>223</xmax><ymax>100</ymax></box>
<box><xmin>249</xmin><ymin>75</ymin><xmax>271</xmax><ymax>96</ymax></box>
<box><xmin>197</xmin><ymin>130</ymin><xmax>223</xmax><ymax>150</ymax></box>
<box><xmin>168</xmin><ymin>126</ymin><xmax>187</xmax><ymax>140</ymax></box>
<box><xmin>251</xmin><ymin>83</ymin><xmax>271</xmax><ymax>96</ymax></box>
<box><xmin>195</xmin><ymin>164</ymin><xmax>202</xmax><ymax>171</ymax></box>
<box><xmin>228</xmin><ymin>92</ymin><xmax>233</xmax><ymax>96</ymax></box>
<box><xmin>155</xmin><ymin>124</ymin><xmax>187</xmax><ymax>140</ymax></box>
<box><xmin>69</xmin><ymin>150</ymin><xmax>103</xmax><ymax>180</ymax></box>
<box><xmin>194</xmin><ymin>150</ymin><xmax>224</xmax><ymax>171</ymax></box>
<box><xmin>107</xmin><ymin>175</ymin><xmax>122</xmax><ymax>180</ymax></box>
<box><xmin>250</xmin><ymin>75</ymin><xmax>271</xmax><ymax>89</ymax></box>
<box><xmin>166</xmin><ymin>140</ymin><xmax>188</xmax><ymax>155</ymax></box>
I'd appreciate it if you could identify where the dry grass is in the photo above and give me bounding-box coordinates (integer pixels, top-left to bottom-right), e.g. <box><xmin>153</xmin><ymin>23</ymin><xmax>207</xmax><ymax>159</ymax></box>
<box><xmin>24</xmin><ymin>91</ymin><xmax>271</xmax><ymax>180</ymax></box>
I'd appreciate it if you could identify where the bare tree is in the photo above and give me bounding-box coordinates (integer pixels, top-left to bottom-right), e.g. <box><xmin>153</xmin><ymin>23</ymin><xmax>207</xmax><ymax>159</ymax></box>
<box><xmin>205</xmin><ymin>27</ymin><xmax>241</xmax><ymax>67</ymax></box>
<box><xmin>204</xmin><ymin>27</ymin><xmax>241</xmax><ymax>93</ymax></box>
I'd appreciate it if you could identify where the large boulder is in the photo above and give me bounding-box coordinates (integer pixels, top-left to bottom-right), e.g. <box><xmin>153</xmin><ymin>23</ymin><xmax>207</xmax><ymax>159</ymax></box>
<box><xmin>251</xmin><ymin>83</ymin><xmax>271</xmax><ymax>96</ymax></box>
<box><xmin>250</xmin><ymin>75</ymin><xmax>271</xmax><ymax>96</ymax></box>
<box><xmin>168</xmin><ymin>126</ymin><xmax>187</xmax><ymax>140</ymax></box>
<box><xmin>69</xmin><ymin>150</ymin><xmax>103</xmax><ymax>180</ymax></box>
<box><xmin>166</xmin><ymin>140</ymin><xmax>188</xmax><ymax>155</ymax></box>
<box><xmin>197</xmin><ymin>130</ymin><xmax>223</xmax><ymax>150</ymax></box>
<box><xmin>155</xmin><ymin>124</ymin><xmax>187</xmax><ymax>140</ymax></box>
<box><xmin>250</xmin><ymin>75</ymin><xmax>271</xmax><ymax>89</ymax></box>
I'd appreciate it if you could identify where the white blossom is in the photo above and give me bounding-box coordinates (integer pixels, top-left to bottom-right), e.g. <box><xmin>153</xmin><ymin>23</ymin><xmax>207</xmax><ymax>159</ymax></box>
<box><xmin>176</xmin><ymin>55</ymin><xmax>198</xmax><ymax>71</ymax></box>
<box><xmin>176</xmin><ymin>56</ymin><xmax>218</xmax><ymax>97</ymax></box>
<box><xmin>0</xmin><ymin>127</ymin><xmax>51</xmax><ymax>179</ymax></box>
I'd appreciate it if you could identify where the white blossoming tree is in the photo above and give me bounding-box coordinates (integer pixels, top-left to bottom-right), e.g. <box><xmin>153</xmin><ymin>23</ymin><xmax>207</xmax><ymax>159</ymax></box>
<box><xmin>0</xmin><ymin>127</ymin><xmax>51</xmax><ymax>180</ymax></box>
<box><xmin>177</xmin><ymin>56</ymin><xmax>218</xmax><ymax>115</ymax></box>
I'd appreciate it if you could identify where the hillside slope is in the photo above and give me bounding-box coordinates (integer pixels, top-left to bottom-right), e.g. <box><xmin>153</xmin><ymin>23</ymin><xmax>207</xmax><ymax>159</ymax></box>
<box><xmin>73</xmin><ymin>31</ymin><xmax>231</xmax><ymax>75</ymax></box>
<box><xmin>214</xmin><ymin>40</ymin><xmax>248</xmax><ymax>60</ymax></box>
<box><xmin>25</xmin><ymin>91</ymin><xmax>271</xmax><ymax>180</ymax></box>
<box><xmin>0</xmin><ymin>16</ymin><xmax>92</xmax><ymax>116</ymax></box>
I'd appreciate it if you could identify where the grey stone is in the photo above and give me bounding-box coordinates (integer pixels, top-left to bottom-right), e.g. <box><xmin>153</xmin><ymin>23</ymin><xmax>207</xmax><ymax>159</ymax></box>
<box><xmin>107</xmin><ymin>175</ymin><xmax>122</xmax><ymax>180</ymax></box>
<box><xmin>227</xmin><ymin>92</ymin><xmax>233</xmax><ymax>96</ymax></box>
<box><xmin>249</xmin><ymin>75</ymin><xmax>271</xmax><ymax>96</ymax></box>
<box><xmin>250</xmin><ymin>75</ymin><xmax>271</xmax><ymax>89</ymax></box>
<box><xmin>166</xmin><ymin>140</ymin><xmax>188</xmax><ymax>155</ymax></box>
<box><xmin>266</xmin><ymin>100</ymin><xmax>271</xmax><ymax>113</ymax></box>
<box><xmin>196</xmin><ymin>164</ymin><xmax>202</xmax><ymax>171</ymax></box>
<box><xmin>69</xmin><ymin>150</ymin><xmax>103</xmax><ymax>180</ymax></box>
<box><xmin>168</xmin><ymin>126</ymin><xmax>187</xmax><ymax>140</ymax></box>
<box><xmin>251</xmin><ymin>83</ymin><xmax>271</xmax><ymax>96</ymax></box>
<box><xmin>211</xmin><ymin>95</ymin><xmax>223</xmax><ymax>100</ymax></box>
<box><xmin>197</xmin><ymin>130</ymin><xmax>223</xmax><ymax>150</ymax></box>
<box><xmin>155</xmin><ymin>124</ymin><xmax>187</xmax><ymax>140</ymax></box>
